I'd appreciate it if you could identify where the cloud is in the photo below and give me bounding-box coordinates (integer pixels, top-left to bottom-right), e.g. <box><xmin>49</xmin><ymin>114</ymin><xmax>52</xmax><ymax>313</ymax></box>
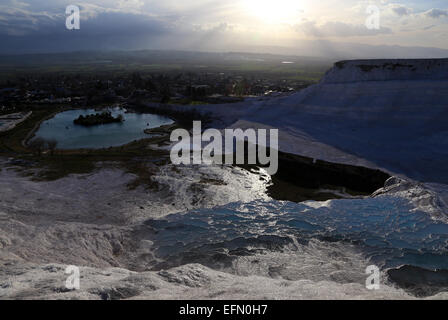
<box><xmin>422</xmin><ymin>24</ymin><xmax>436</xmax><ymax>31</ymax></box>
<box><xmin>118</xmin><ymin>0</ymin><xmax>145</xmax><ymax>10</ymax></box>
<box><xmin>424</xmin><ymin>9</ymin><xmax>448</xmax><ymax>19</ymax></box>
<box><xmin>296</xmin><ymin>20</ymin><xmax>393</xmax><ymax>38</ymax></box>
<box><xmin>0</xmin><ymin>2</ymin><xmax>239</xmax><ymax>54</ymax></box>
<box><xmin>0</xmin><ymin>6</ymin><xmax>62</xmax><ymax>36</ymax></box>
<box><xmin>0</xmin><ymin>2</ymin><xmax>182</xmax><ymax>37</ymax></box>
<box><xmin>0</xmin><ymin>0</ymin><xmax>446</xmax><ymax>54</ymax></box>
<box><xmin>389</xmin><ymin>4</ymin><xmax>412</xmax><ymax>16</ymax></box>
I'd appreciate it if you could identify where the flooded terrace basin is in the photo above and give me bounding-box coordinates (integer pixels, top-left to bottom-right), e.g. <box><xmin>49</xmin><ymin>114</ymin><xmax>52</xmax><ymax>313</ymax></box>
<box><xmin>33</xmin><ymin>107</ymin><xmax>174</xmax><ymax>149</ymax></box>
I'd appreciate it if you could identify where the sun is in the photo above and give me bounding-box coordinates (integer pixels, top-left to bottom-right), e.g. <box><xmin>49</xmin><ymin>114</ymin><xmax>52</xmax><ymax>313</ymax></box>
<box><xmin>244</xmin><ymin>0</ymin><xmax>304</xmax><ymax>24</ymax></box>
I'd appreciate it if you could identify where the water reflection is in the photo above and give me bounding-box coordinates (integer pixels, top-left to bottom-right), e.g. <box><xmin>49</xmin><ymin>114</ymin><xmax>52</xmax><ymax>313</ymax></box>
<box><xmin>34</xmin><ymin>107</ymin><xmax>173</xmax><ymax>149</ymax></box>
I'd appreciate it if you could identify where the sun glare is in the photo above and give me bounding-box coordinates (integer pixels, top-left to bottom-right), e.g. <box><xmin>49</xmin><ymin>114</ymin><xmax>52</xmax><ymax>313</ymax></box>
<box><xmin>244</xmin><ymin>0</ymin><xmax>304</xmax><ymax>24</ymax></box>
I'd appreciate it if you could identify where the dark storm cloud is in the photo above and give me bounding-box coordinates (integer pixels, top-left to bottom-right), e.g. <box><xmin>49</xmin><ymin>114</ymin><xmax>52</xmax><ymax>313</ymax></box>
<box><xmin>0</xmin><ymin>0</ymin><xmax>243</xmax><ymax>53</ymax></box>
<box><xmin>0</xmin><ymin>4</ymin><xmax>192</xmax><ymax>53</ymax></box>
<box><xmin>77</xmin><ymin>11</ymin><xmax>176</xmax><ymax>36</ymax></box>
<box><xmin>0</xmin><ymin>6</ymin><xmax>61</xmax><ymax>36</ymax></box>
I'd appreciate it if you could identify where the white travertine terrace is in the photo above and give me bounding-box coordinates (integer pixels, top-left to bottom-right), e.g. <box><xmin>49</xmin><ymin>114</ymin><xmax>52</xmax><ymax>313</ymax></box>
<box><xmin>0</xmin><ymin>112</ymin><xmax>32</xmax><ymax>133</ymax></box>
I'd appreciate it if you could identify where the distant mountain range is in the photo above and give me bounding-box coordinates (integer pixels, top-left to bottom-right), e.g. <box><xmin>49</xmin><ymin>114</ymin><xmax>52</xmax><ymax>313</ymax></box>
<box><xmin>1</xmin><ymin>39</ymin><xmax>447</xmax><ymax>61</ymax></box>
<box><xmin>230</xmin><ymin>40</ymin><xmax>448</xmax><ymax>60</ymax></box>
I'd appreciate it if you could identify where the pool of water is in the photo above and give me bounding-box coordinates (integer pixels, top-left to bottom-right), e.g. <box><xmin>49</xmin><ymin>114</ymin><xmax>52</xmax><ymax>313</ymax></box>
<box><xmin>33</xmin><ymin>107</ymin><xmax>174</xmax><ymax>149</ymax></box>
<box><xmin>145</xmin><ymin>197</ymin><xmax>448</xmax><ymax>270</ymax></box>
<box><xmin>141</xmin><ymin>197</ymin><xmax>448</xmax><ymax>296</ymax></box>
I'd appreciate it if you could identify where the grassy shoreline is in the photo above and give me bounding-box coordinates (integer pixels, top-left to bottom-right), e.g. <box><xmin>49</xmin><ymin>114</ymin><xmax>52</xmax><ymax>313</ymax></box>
<box><xmin>0</xmin><ymin>105</ymin><xmax>176</xmax><ymax>184</ymax></box>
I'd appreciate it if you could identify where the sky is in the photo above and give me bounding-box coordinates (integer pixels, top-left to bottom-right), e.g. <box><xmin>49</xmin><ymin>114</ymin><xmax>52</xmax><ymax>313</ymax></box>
<box><xmin>0</xmin><ymin>0</ymin><xmax>447</xmax><ymax>56</ymax></box>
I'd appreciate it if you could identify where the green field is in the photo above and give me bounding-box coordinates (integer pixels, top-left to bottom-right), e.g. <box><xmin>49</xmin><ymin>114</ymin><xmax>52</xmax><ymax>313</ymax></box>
<box><xmin>0</xmin><ymin>50</ymin><xmax>332</xmax><ymax>82</ymax></box>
